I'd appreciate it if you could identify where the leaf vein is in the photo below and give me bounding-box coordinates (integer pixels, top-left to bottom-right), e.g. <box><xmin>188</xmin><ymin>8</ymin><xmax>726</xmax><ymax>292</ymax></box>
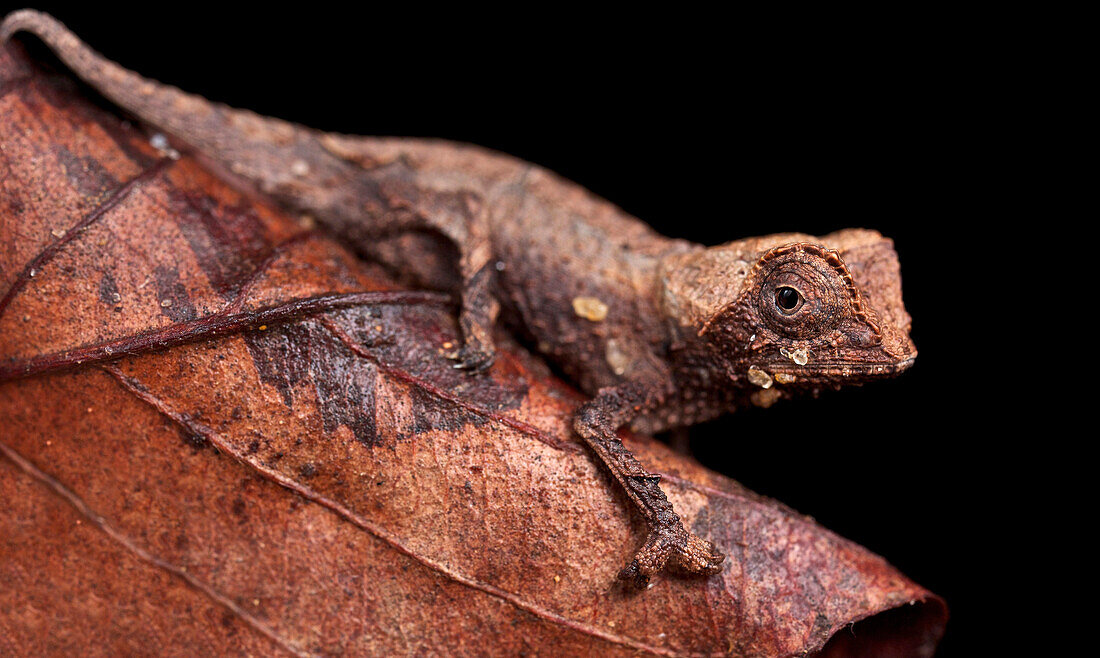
<box><xmin>0</xmin><ymin>438</ymin><xmax>311</xmax><ymax>658</ymax></box>
<box><xmin>103</xmin><ymin>363</ymin><xmax>696</xmax><ymax>658</ymax></box>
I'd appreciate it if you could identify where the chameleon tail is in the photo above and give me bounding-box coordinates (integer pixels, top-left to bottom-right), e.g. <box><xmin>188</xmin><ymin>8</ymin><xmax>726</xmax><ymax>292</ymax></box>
<box><xmin>0</xmin><ymin>9</ymin><xmax>337</xmax><ymax>200</ymax></box>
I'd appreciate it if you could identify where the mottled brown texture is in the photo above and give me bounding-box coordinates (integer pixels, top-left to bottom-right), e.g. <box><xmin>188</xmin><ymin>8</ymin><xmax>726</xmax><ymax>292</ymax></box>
<box><xmin>0</xmin><ymin>11</ymin><xmax>924</xmax><ymax>586</ymax></box>
<box><xmin>0</xmin><ymin>20</ymin><xmax>943</xmax><ymax>657</ymax></box>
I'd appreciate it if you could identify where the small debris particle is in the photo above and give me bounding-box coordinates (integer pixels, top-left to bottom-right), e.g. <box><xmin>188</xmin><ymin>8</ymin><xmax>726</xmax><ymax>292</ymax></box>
<box><xmin>51</xmin><ymin>228</ymin><xmax>65</xmax><ymax>238</ymax></box>
<box><xmin>572</xmin><ymin>296</ymin><xmax>608</xmax><ymax>321</ymax></box>
<box><xmin>28</xmin><ymin>269</ymin><xmax>35</xmax><ymax>278</ymax></box>
<box><xmin>86</xmin><ymin>407</ymin><xmax>93</xmax><ymax>413</ymax></box>
<box><xmin>298</xmin><ymin>214</ymin><xmax>316</xmax><ymax>229</ymax></box>
<box><xmin>553</xmin><ymin>575</ymin><xmax>561</xmax><ymax>583</ymax></box>
<box><xmin>751</xmin><ymin>388</ymin><xmax>783</xmax><ymax>408</ymax></box>
<box><xmin>605</xmin><ymin>339</ymin><xmax>631</xmax><ymax>376</ymax></box>
<box><xmin>160</xmin><ymin>299</ymin><xmax>172</xmax><ymax>307</ymax></box>
<box><xmin>780</xmin><ymin>347</ymin><xmax>810</xmax><ymax>366</ymax></box>
<box><xmin>111</xmin><ymin>292</ymin><xmax>122</xmax><ymax>303</ymax></box>
<box><xmin>747</xmin><ymin>366</ymin><xmax>773</xmax><ymax>389</ymax></box>
<box><xmin>253</xmin><ymin>599</ymin><xmax>260</xmax><ymax>607</ymax></box>
<box><xmin>495</xmin><ymin>261</ymin><xmax>507</xmax><ymax>271</ymax></box>
<box><xmin>149</xmin><ymin>133</ymin><xmax>180</xmax><ymax>159</ymax></box>
<box><xmin>22</xmin><ymin>315</ymin><xmax>30</xmax><ymax>322</ymax></box>
<box><xmin>442</xmin><ymin>341</ymin><xmax>453</xmax><ymax>350</ymax></box>
<box><xmin>290</xmin><ymin>159</ymin><xmax>310</xmax><ymax>176</ymax></box>
<box><xmin>774</xmin><ymin>372</ymin><xmax>796</xmax><ymax>384</ymax></box>
<box><xmin>258</xmin><ymin>325</ymin><xmax>268</xmax><ymax>331</ymax></box>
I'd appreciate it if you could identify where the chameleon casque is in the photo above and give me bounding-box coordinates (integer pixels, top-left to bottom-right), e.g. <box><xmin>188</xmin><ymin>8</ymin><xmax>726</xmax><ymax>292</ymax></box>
<box><xmin>1</xmin><ymin>11</ymin><xmax>917</xmax><ymax>587</ymax></box>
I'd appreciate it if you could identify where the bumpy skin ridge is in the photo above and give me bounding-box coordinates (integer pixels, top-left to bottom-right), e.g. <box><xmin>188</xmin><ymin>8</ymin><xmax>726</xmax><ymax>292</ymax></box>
<box><xmin>0</xmin><ymin>10</ymin><xmax>917</xmax><ymax>587</ymax></box>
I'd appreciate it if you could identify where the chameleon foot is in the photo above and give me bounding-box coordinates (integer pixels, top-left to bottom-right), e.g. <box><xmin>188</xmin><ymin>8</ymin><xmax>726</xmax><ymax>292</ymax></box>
<box><xmin>450</xmin><ymin>340</ymin><xmax>496</xmax><ymax>373</ymax></box>
<box><xmin>448</xmin><ymin>305</ymin><xmax>496</xmax><ymax>373</ymax></box>
<box><xmin>448</xmin><ymin>270</ymin><xmax>498</xmax><ymax>373</ymax></box>
<box><xmin>618</xmin><ymin>520</ymin><xmax>725</xmax><ymax>588</ymax></box>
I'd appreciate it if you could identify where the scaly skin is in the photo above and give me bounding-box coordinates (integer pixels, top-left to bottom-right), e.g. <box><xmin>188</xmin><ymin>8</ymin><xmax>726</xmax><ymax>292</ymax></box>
<box><xmin>1</xmin><ymin>10</ymin><xmax>917</xmax><ymax>587</ymax></box>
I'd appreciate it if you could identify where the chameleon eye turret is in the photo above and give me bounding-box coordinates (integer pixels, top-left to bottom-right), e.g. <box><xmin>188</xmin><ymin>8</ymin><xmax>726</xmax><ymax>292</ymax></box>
<box><xmin>753</xmin><ymin>248</ymin><xmax>847</xmax><ymax>340</ymax></box>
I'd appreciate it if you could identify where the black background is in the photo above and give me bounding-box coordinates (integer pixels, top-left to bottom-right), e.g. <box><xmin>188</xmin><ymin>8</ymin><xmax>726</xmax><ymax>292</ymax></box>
<box><xmin>9</xmin><ymin>5</ymin><xmax>1000</xmax><ymax>655</ymax></box>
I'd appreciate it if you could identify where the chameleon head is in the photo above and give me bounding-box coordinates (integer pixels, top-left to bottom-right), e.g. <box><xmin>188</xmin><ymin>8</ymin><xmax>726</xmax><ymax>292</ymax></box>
<box><xmin>689</xmin><ymin>229</ymin><xmax>916</xmax><ymax>391</ymax></box>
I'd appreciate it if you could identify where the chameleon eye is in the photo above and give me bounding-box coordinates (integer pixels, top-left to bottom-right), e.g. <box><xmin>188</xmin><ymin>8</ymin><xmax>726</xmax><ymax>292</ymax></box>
<box><xmin>755</xmin><ymin>253</ymin><xmax>844</xmax><ymax>339</ymax></box>
<box><xmin>775</xmin><ymin>286</ymin><xmax>802</xmax><ymax>313</ymax></box>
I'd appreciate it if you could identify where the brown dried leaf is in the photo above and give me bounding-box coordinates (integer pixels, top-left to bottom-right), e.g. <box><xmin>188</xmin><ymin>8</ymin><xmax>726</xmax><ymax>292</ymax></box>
<box><xmin>0</xmin><ymin>42</ymin><xmax>946</xmax><ymax>657</ymax></box>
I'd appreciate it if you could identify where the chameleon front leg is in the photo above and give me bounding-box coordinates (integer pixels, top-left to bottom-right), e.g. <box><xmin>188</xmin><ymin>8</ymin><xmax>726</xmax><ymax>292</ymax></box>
<box><xmin>452</xmin><ymin>257</ymin><xmax>499</xmax><ymax>372</ymax></box>
<box><xmin>573</xmin><ymin>381</ymin><xmax>725</xmax><ymax>587</ymax></box>
<box><xmin>371</xmin><ymin>176</ymin><xmax>500</xmax><ymax>372</ymax></box>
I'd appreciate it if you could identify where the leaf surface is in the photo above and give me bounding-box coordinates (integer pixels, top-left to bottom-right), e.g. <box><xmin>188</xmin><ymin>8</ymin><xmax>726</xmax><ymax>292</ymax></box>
<box><xmin>0</xmin><ymin>42</ymin><xmax>946</xmax><ymax>657</ymax></box>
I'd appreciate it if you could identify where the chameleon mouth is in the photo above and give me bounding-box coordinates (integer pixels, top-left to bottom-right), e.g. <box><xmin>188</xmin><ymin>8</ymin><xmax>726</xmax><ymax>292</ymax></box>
<box><xmin>774</xmin><ymin>352</ymin><xmax>917</xmax><ymax>379</ymax></box>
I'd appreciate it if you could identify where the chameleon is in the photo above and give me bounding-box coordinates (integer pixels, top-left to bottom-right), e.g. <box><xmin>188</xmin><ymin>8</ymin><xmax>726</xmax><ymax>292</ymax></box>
<box><xmin>1</xmin><ymin>10</ymin><xmax>917</xmax><ymax>587</ymax></box>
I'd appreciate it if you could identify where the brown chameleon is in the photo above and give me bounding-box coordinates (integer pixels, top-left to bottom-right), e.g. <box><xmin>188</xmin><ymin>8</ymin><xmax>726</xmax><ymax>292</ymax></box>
<box><xmin>1</xmin><ymin>11</ymin><xmax>917</xmax><ymax>587</ymax></box>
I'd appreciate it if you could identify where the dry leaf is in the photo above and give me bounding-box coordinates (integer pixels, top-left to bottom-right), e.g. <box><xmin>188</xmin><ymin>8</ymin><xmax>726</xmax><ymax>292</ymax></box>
<box><xmin>0</xmin><ymin>40</ymin><xmax>946</xmax><ymax>657</ymax></box>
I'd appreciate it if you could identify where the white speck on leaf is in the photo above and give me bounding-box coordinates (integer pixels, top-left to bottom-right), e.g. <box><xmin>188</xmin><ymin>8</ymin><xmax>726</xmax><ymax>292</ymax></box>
<box><xmin>149</xmin><ymin>133</ymin><xmax>180</xmax><ymax>159</ymax></box>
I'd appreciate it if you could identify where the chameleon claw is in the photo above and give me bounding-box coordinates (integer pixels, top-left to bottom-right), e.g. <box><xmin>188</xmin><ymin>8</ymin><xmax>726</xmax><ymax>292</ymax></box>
<box><xmin>445</xmin><ymin>342</ymin><xmax>496</xmax><ymax>374</ymax></box>
<box><xmin>453</xmin><ymin>348</ymin><xmax>495</xmax><ymax>374</ymax></box>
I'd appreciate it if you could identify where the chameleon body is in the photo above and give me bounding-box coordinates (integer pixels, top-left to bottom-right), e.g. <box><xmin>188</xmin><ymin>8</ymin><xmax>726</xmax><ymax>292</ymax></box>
<box><xmin>1</xmin><ymin>11</ymin><xmax>917</xmax><ymax>586</ymax></box>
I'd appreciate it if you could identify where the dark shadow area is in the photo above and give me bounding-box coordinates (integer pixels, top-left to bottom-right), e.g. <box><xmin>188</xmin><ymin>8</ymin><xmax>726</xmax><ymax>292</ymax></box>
<box><xmin>815</xmin><ymin>598</ymin><xmax>950</xmax><ymax>658</ymax></box>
